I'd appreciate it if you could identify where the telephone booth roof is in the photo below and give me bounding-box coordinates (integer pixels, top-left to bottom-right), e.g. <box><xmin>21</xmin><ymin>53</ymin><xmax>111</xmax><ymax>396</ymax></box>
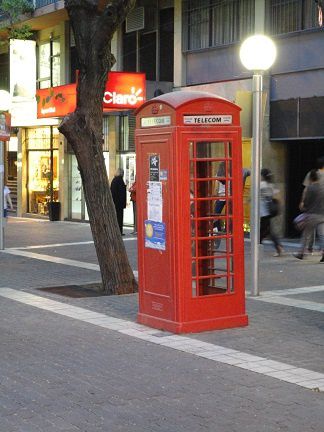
<box><xmin>136</xmin><ymin>90</ymin><xmax>241</xmax><ymax>128</ymax></box>
<box><xmin>143</xmin><ymin>90</ymin><xmax>240</xmax><ymax>110</ymax></box>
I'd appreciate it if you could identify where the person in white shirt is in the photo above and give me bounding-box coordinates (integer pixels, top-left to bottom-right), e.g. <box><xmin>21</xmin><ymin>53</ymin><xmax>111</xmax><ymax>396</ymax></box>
<box><xmin>3</xmin><ymin>185</ymin><xmax>13</xmax><ymax>217</ymax></box>
<box><xmin>260</xmin><ymin>168</ymin><xmax>283</xmax><ymax>257</ymax></box>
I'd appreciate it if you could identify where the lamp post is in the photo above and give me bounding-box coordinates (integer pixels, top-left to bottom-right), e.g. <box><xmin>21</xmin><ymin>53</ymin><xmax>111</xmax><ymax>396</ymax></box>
<box><xmin>239</xmin><ymin>35</ymin><xmax>277</xmax><ymax>296</ymax></box>
<box><xmin>0</xmin><ymin>89</ymin><xmax>11</xmax><ymax>250</ymax></box>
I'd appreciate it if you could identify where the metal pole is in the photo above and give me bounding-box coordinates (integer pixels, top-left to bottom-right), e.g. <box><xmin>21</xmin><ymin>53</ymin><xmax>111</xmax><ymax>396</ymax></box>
<box><xmin>49</xmin><ymin>37</ymin><xmax>54</xmax><ymax>208</ymax></box>
<box><xmin>0</xmin><ymin>140</ymin><xmax>4</xmax><ymax>250</ymax></box>
<box><xmin>50</xmin><ymin>125</ymin><xmax>54</xmax><ymax>202</ymax></box>
<box><xmin>250</xmin><ymin>73</ymin><xmax>263</xmax><ymax>296</ymax></box>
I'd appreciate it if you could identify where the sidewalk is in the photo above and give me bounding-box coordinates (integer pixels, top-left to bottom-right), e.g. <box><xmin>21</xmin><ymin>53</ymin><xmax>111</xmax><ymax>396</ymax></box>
<box><xmin>0</xmin><ymin>217</ymin><xmax>323</xmax><ymax>432</ymax></box>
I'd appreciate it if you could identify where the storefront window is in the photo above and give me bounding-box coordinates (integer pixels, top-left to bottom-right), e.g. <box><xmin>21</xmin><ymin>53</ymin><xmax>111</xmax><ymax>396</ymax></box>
<box><xmin>70</xmin><ymin>155</ymin><xmax>82</xmax><ymax>219</ymax></box>
<box><xmin>121</xmin><ymin>153</ymin><xmax>136</xmax><ymax>226</ymax></box>
<box><xmin>26</xmin><ymin>127</ymin><xmax>59</xmax><ymax>148</ymax></box>
<box><xmin>26</xmin><ymin>127</ymin><xmax>59</xmax><ymax>216</ymax></box>
<box><xmin>119</xmin><ymin>114</ymin><xmax>135</xmax><ymax>152</ymax></box>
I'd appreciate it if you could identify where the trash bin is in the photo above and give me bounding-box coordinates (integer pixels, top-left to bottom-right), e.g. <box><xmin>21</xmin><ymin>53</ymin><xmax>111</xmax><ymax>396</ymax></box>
<box><xmin>48</xmin><ymin>201</ymin><xmax>61</xmax><ymax>221</ymax></box>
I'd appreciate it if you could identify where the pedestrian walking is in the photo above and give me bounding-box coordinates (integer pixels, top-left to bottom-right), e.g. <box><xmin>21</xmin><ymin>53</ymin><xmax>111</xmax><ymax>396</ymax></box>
<box><xmin>3</xmin><ymin>184</ymin><xmax>13</xmax><ymax>218</ymax></box>
<box><xmin>300</xmin><ymin>156</ymin><xmax>324</xmax><ymax>253</ymax></box>
<box><xmin>260</xmin><ymin>168</ymin><xmax>284</xmax><ymax>257</ymax></box>
<box><xmin>294</xmin><ymin>169</ymin><xmax>324</xmax><ymax>263</ymax></box>
<box><xmin>110</xmin><ymin>168</ymin><xmax>126</xmax><ymax>235</ymax></box>
<box><xmin>242</xmin><ymin>167</ymin><xmax>251</xmax><ymax>188</ymax></box>
<box><xmin>129</xmin><ymin>178</ymin><xmax>137</xmax><ymax>234</ymax></box>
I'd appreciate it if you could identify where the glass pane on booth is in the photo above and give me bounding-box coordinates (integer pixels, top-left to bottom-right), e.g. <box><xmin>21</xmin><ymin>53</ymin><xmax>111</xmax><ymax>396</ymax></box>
<box><xmin>189</xmin><ymin>140</ymin><xmax>234</xmax><ymax>296</ymax></box>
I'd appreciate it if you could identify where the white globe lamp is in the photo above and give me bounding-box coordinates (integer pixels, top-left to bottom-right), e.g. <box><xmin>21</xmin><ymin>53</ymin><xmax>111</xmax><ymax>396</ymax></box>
<box><xmin>240</xmin><ymin>35</ymin><xmax>277</xmax><ymax>71</ymax></box>
<box><xmin>0</xmin><ymin>90</ymin><xmax>11</xmax><ymax>111</ymax></box>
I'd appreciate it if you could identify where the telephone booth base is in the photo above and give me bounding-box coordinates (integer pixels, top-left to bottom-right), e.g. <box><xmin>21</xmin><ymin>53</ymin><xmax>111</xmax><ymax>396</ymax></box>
<box><xmin>138</xmin><ymin>312</ymin><xmax>248</xmax><ymax>334</ymax></box>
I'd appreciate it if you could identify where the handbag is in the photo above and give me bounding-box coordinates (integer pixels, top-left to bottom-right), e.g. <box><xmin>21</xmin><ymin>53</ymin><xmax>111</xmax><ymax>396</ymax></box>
<box><xmin>293</xmin><ymin>213</ymin><xmax>308</xmax><ymax>231</ymax></box>
<box><xmin>268</xmin><ymin>198</ymin><xmax>280</xmax><ymax>218</ymax></box>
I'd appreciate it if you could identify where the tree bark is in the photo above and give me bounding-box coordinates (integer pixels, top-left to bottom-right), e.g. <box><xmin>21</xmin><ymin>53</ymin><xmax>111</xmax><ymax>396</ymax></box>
<box><xmin>59</xmin><ymin>0</ymin><xmax>137</xmax><ymax>294</ymax></box>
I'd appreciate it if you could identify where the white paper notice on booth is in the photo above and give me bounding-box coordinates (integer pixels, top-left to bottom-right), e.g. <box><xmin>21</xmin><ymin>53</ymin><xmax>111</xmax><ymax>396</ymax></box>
<box><xmin>147</xmin><ymin>181</ymin><xmax>163</xmax><ymax>222</ymax></box>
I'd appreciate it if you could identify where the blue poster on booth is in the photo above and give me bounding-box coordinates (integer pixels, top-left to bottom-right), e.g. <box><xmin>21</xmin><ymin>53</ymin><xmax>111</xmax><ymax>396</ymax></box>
<box><xmin>144</xmin><ymin>220</ymin><xmax>166</xmax><ymax>251</ymax></box>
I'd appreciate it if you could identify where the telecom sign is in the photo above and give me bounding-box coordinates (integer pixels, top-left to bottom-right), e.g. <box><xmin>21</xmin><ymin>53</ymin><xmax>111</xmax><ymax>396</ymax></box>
<box><xmin>183</xmin><ymin>115</ymin><xmax>232</xmax><ymax>125</ymax></box>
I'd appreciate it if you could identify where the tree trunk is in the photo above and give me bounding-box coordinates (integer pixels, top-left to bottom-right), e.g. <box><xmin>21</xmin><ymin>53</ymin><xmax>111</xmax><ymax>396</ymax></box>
<box><xmin>59</xmin><ymin>0</ymin><xmax>137</xmax><ymax>294</ymax></box>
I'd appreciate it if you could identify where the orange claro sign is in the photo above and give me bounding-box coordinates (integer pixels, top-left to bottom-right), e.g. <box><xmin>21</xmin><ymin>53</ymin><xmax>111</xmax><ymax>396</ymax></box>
<box><xmin>36</xmin><ymin>72</ymin><xmax>146</xmax><ymax>119</ymax></box>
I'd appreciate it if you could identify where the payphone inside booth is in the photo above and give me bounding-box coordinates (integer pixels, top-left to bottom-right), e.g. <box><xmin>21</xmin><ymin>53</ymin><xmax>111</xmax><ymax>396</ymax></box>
<box><xmin>135</xmin><ymin>91</ymin><xmax>248</xmax><ymax>333</ymax></box>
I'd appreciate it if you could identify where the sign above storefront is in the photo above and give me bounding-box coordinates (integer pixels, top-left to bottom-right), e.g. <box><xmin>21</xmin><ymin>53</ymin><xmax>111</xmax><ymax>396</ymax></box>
<box><xmin>0</xmin><ymin>113</ymin><xmax>11</xmax><ymax>141</ymax></box>
<box><xmin>36</xmin><ymin>83</ymin><xmax>77</xmax><ymax>118</ymax></box>
<box><xmin>103</xmin><ymin>72</ymin><xmax>145</xmax><ymax>109</ymax></box>
<box><xmin>10</xmin><ymin>39</ymin><xmax>38</xmax><ymax>127</ymax></box>
<box><xmin>36</xmin><ymin>72</ymin><xmax>146</xmax><ymax>119</ymax></box>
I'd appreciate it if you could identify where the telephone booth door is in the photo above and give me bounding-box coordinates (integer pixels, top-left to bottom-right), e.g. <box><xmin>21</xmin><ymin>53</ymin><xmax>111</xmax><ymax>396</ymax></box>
<box><xmin>180</xmin><ymin>131</ymin><xmax>247</xmax><ymax>331</ymax></box>
<box><xmin>190</xmin><ymin>138</ymin><xmax>236</xmax><ymax>295</ymax></box>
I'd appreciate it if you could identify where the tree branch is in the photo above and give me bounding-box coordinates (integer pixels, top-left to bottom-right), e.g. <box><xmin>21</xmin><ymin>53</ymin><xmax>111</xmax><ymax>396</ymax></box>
<box><xmin>100</xmin><ymin>0</ymin><xmax>136</xmax><ymax>35</ymax></box>
<box><xmin>64</xmin><ymin>0</ymin><xmax>98</xmax><ymax>12</ymax></box>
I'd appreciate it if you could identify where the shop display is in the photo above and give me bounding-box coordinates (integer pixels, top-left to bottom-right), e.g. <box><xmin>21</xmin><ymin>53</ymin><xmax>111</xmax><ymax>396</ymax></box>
<box><xmin>27</xmin><ymin>127</ymin><xmax>59</xmax><ymax>215</ymax></box>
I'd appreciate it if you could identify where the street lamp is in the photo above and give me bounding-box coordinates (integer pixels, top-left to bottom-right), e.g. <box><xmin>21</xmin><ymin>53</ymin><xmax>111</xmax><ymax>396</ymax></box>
<box><xmin>239</xmin><ymin>35</ymin><xmax>277</xmax><ymax>296</ymax></box>
<box><xmin>0</xmin><ymin>90</ymin><xmax>11</xmax><ymax>111</ymax></box>
<box><xmin>0</xmin><ymin>89</ymin><xmax>11</xmax><ymax>250</ymax></box>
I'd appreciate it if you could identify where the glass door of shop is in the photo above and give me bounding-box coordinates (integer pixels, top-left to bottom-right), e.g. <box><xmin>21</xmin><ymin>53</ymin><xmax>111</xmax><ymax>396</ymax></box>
<box><xmin>121</xmin><ymin>153</ymin><xmax>136</xmax><ymax>226</ymax></box>
<box><xmin>70</xmin><ymin>154</ymin><xmax>84</xmax><ymax>220</ymax></box>
<box><xmin>69</xmin><ymin>153</ymin><xmax>109</xmax><ymax>221</ymax></box>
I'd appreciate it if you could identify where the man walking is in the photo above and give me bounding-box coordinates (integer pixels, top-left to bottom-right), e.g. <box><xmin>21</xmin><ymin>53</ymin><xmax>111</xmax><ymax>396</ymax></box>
<box><xmin>300</xmin><ymin>156</ymin><xmax>324</xmax><ymax>253</ymax></box>
<box><xmin>295</xmin><ymin>168</ymin><xmax>324</xmax><ymax>263</ymax></box>
<box><xmin>110</xmin><ymin>168</ymin><xmax>127</xmax><ymax>235</ymax></box>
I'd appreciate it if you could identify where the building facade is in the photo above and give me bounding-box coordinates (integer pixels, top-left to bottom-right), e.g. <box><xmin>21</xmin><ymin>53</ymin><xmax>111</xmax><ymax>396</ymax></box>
<box><xmin>176</xmin><ymin>0</ymin><xmax>324</xmax><ymax>236</ymax></box>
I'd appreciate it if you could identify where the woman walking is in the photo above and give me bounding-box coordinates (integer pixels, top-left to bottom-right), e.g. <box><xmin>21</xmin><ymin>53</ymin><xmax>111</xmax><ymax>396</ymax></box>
<box><xmin>129</xmin><ymin>178</ymin><xmax>137</xmax><ymax>234</ymax></box>
<box><xmin>3</xmin><ymin>183</ymin><xmax>13</xmax><ymax>218</ymax></box>
<box><xmin>260</xmin><ymin>168</ymin><xmax>283</xmax><ymax>257</ymax></box>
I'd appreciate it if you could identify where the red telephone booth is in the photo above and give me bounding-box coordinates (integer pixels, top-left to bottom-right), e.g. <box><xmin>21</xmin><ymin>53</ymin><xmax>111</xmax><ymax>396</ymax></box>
<box><xmin>135</xmin><ymin>91</ymin><xmax>248</xmax><ymax>333</ymax></box>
